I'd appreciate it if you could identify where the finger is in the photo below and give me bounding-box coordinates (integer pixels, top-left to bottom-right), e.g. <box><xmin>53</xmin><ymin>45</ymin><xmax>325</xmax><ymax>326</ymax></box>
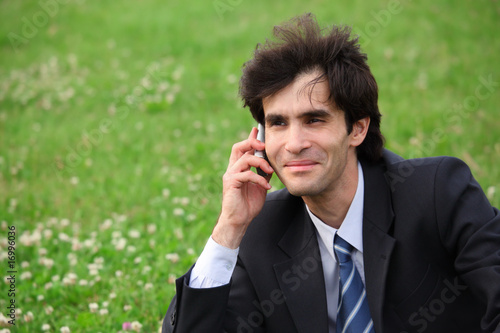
<box><xmin>248</xmin><ymin>126</ymin><xmax>258</xmax><ymax>140</ymax></box>
<box><xmin>227</xmin><ymin>170</ymin><xmax>272</xmax><ymax>190</ymax></box>
<box><xmin>230</xmin><ymin>152</ymin><xmax>274</xmax><ymax>175</ymax></box>
<box><xmin>228</xmin><ymin>129</ymin><xmax>266</xmax><ymax>166</ymax></box>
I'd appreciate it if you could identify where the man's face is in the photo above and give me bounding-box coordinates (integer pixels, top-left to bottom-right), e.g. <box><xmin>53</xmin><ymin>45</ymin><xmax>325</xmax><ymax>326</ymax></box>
<box><xmin>262</xmin><ymin>71</ymin><xmax>362</xmax><ymax>198</ymax></box>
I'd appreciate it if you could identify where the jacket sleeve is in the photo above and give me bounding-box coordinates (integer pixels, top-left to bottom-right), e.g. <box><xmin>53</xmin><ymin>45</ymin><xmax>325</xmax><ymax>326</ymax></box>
<box><xmin>162</xmin><ymin>267</ymin><xmax>231</xmax><ymax>333</ymax></box>
<box><xmin>162</xmin><ymin>260</ymin><xmax>266</xmax><ymax>333</ymax></box>
<box><xmin>434</xmin><ymin>157</ymin><xmax>500</xmax><ymax>332</ymax></box>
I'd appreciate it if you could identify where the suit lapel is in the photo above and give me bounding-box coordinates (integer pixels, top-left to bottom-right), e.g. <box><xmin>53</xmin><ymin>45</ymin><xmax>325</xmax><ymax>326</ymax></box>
<box><xmin>273</xmin><ymin>202</ymin><xmax>329</xmax><ymax>333</ymax></box>
<box><xmin>361</xmin><ymin>157</ymin><xmax>396</xmax><ymax>333</ymax></box>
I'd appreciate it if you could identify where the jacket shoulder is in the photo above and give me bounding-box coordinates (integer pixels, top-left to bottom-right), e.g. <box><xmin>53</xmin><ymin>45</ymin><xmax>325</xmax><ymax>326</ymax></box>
<box><xmin>381</xmin><ymin>149</ymin><xmax>472</xmax><ymax>190</ymax></box>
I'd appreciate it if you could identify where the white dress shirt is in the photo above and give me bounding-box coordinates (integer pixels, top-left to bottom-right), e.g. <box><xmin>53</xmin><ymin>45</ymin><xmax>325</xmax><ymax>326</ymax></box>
<box><xmin>189</xmin><ymin>162</ymin><xmax>366</xmax><ymax>333</ymax></box>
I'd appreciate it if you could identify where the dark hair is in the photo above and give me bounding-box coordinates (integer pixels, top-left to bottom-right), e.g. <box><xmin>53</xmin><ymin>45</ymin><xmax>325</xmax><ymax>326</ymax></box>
<box><xmin>239</xmin><ymin>13</ymin><xmax>384</xmax><ymax>162</ymax></box>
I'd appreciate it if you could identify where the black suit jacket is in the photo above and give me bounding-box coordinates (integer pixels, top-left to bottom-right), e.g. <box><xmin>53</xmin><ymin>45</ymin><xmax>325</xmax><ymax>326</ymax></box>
<box><xmin>163</xmin><ymin>150</ymin><xmax>500</xmax><ymax>332</ymax></box>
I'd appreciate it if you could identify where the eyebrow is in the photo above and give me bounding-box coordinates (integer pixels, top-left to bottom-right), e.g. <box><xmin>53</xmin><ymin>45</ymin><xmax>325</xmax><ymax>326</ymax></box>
<box><xmin>264</xmin><ymin>109</ymin><xmax>332</xmax><ymax>124</ymax></box>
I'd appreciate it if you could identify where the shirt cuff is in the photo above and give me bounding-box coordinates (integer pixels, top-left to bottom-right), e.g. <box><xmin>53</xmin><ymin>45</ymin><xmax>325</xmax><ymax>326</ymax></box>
<box><xmin>189</xmin><ymin>236</ymin><xmax>239</xmax><ymax>288</ymax></box>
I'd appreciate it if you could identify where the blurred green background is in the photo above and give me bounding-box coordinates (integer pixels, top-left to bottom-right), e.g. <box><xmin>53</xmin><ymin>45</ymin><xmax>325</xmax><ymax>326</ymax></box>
<box><xmin>1</xmin><ymin>0</ymin><xmax>499</xmax><ymax>331</ymax></box>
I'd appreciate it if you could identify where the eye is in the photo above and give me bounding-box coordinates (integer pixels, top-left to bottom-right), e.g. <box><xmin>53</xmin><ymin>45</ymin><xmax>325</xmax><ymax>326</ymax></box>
<box><xmin>307</xmin><ymin>118</ymin><xmax>323</xmax><ymax>124</ymax></box>
<box><xmin>271</xmin><ymin>120</ymin><xmax>286</xmax><ymax>126</ymax></box>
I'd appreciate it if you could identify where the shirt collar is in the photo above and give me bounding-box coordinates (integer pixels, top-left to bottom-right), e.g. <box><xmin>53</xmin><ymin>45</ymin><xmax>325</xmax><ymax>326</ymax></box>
<box><xmin>306</xmin><ymin>161</ymin><xmax>365</xmax><ymax>254</ymax></box>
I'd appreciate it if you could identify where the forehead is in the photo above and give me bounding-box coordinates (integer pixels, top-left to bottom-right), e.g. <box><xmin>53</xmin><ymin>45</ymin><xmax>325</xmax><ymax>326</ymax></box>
<box><xmin>262</xmin><ymin>71</ymin><xmax>335</xmax><ymax>117</ymax></box>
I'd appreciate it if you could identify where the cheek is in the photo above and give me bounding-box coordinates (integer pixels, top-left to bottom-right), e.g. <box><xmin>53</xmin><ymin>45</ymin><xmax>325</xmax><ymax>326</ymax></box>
<box><xmin>265</xmin><ymin>144</ymin><xmax>280</xmax><ymax>165</ymax></box>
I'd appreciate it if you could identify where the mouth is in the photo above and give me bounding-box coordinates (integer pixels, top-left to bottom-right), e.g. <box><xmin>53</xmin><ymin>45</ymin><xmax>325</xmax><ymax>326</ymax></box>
<box><xmin>284</xmin><ymin>160</ymin><xmax>318</xmax><ymax>172</ymax></box>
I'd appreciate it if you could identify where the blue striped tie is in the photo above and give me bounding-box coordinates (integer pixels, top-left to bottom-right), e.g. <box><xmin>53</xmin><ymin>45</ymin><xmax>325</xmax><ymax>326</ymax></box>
<box><xmin>334</xmin><ymin>234</ymin><xmax>374</xmax><ymax>333</ymax></box>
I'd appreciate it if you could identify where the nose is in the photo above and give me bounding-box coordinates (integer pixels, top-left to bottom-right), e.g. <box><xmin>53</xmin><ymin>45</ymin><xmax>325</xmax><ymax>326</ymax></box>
<box><xmin>284</xmin><ymin>124</ymin><xmax>311</xmax><ymax>154</ymax></box>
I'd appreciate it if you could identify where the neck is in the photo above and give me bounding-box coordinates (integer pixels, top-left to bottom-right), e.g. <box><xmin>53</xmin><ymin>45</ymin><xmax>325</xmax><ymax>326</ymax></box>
<box><xmin>302</xmin><ymin>158</ymin><xmax>359</xmax><ymax>229</ymax></box>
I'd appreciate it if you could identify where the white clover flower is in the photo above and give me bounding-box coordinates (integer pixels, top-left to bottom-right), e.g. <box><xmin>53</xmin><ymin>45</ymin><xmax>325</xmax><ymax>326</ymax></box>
<box><xmin>79</xmin><ymin>279</ymin><xmax>88</xmax><ymax>286</ymax></box>
<box><xmin>100</xmin><ymin>219</ymin><xmax>113</xmax><ymax>230</ymax></box>
<box><xmin>88</xmin><ymin>263</ymin><xmax>101</xmax><ymax>272</ymax></box>
<box><xmin>67</xmin><ymin>253</ymin><xmax>77</xmax><ymax>266</ymax></box>
<box><xmin>60</xmin><ymin>326</ymin><xmax>70</xmax><ymax>333</ymax></box>
<box><xmin>133</xmin><ymin>257</ymin><xmax>142</xmax><ymax>264</ymax></box>
<box><xmin>23</xmin><ymin>311</ymin><xmax>34</xmax><ymax>322</ymax></box>
<box><xmin>123</xmin><ymin>305</ymin><xmax>132</xmax><ymax>311</ymax></box>
<box><xmin>174</xmin><ymin>228</ymin><xmax>183</xmax><ymax>240</ymax></box>
<box><xmin>0</xmin><ymin>313</ymin><xmax>9</xmax><ymax>325</ymax></box>
<box><xmin>115</xmin><ymin>238</ymin><xmax>127</xmax><ymax>251</ymax></box>
<box><xmin>131</xmin><ymin>321</ymin><xmax>142</xmax><ymax>332</ymax></box>
<box><xmin>20</xmin><ymin>272</ymin><xmax>32</xmax><ymax>280</ymax></box>
<box><xmin>99</xmin><ymin>308</ymin><xmax>108</xmax><ymax>316</ymax></box>
<box><xmin>71</xmin><ymin>239</ymin><xmax>81</xmax><ymax>251</ymax></box>
<box><xmin>116</xmin><ymin>214</ymin><xmax>127</xmax><ymax>223</ymax></box>
<box><xmin>147</xmin><ymin>224</ymin><xmax>157</xmax><ymax>234</ymax></box>
<box><xmin>128</xmin><ymin>230</ymin><xmax>140</xmax><ymax>238</ymax></box>
<box><xmin>58</xmin><ymin>233</ymin><xmax>71</xmax><ymax>242</ymax></box>
<box><xmin>42</xmin><ymin>324</ymin><xmax>51</xmax><ymax>331</ymax></box>
<box><xmin>94</xmin><ymin>257</ymin><xmax>104</xmax><ymax>265</ymax></box>
<box><xmin>165</xmin><ymin>253</ymin><xmax>179</xmax><ymax>263</ymax></box>
<box><xmin>83</xmin><ymin>239</ymin><xmax>95</xmax><ymax>248</ymax></box>
<box><xmin>88</xmin><ymin>303</ymin><xmax>98</xmax><ymax>313</ymax></box>
<box><xmin>40</xmin><ymin>258</ymin><xmax>54</xmax><ymax>269</ymax></box>
<box><xmin>47</xmin><ymin>217</ymin><xmax>58</xmax><ymax>227</ymax></box>
<box><xmin>63</xmin><ymin>273</ymin><xmax>77</xmax><ymax>286</ymax></box>
<box><xmin>43</xmin><ymin>229</ymin><xmax>53</xmax><ymax>239</ymax></box>
<box><xmin>144</xmin><ymin>283</ymin><xmax>153</xmax><ymax>290</ymax></box>
<box><xmin>37</xmin><ymin>295</ymin><xmax>45</xmax><ymax>301</ymax></box>
<box><xmin>173</xmin><ymin>208</ymin><xmax>184</xmax><ymax>216</ymax></box>
<box><xmin>45</xmin><ymin>306</ymin><xmax>54</xmax><ymax>315</ymax></box>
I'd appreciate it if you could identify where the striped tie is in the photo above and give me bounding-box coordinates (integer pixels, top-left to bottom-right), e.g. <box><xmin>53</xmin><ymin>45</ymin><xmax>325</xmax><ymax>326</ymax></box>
<box><xmin>334</xmin><ymin>234</ymin><xmax>374</xmax><ymax>333</ymax></box>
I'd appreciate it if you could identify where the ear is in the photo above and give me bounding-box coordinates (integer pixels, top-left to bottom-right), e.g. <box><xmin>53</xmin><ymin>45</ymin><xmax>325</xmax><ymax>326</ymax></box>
<box><xmin>350</xmin><ymin>117</ymin><xmax>370</xmax><ymax>147</ymax></box>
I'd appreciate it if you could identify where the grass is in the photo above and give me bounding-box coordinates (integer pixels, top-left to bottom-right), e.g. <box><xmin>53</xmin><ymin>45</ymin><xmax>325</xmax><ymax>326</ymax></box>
<box><xmin>1</xmin><ymin>0</ymin><xmax>499</xmax><ymax>332</ymax></box>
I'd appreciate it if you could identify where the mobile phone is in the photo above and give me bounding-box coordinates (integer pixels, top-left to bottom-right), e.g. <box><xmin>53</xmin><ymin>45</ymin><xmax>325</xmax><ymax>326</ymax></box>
<box><xmin>255</xmin><ymin>123</ymin><xmax>269</xmax><ymax>177</ymax></box>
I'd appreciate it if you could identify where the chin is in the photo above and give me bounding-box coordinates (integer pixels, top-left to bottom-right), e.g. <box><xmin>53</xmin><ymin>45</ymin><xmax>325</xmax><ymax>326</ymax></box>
<box><xmin>285</xmin><ymin>183</ymin><xmax>324</xmax><ymax>197</ymax></box>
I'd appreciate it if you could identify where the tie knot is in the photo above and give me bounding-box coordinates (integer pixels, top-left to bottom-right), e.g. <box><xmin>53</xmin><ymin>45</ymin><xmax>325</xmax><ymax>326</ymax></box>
<box><xmin>334</xmin><ymin>234</ymin><xmax>353</xmax><ymax>263</ymax></box>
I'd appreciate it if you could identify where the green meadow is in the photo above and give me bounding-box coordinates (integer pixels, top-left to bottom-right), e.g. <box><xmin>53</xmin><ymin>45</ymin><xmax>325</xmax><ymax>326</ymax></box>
<box><xmin>1</xmin><ymin>0</ymin><xmax>499</xmax><ymax>331</ymax></box>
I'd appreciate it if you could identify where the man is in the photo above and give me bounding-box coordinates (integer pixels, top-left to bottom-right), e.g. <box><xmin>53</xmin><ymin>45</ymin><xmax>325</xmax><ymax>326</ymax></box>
<box><xmin>163</xmin><ymin>13</ymin><xmax>500</xmax><ymax>332</ymax></box>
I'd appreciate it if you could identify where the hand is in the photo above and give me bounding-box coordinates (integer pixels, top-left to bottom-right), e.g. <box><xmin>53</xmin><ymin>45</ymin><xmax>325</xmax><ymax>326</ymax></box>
<box><xmin>212</xmin><ymin>127</ymin><xmax>274</xmax><ymax>249</ymax></box>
